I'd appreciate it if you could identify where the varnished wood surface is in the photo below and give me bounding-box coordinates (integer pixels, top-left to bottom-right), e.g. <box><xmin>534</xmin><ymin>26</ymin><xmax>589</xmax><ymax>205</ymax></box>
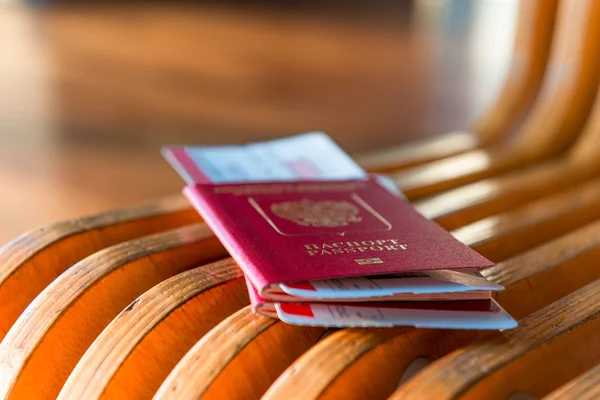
<box><xmin>4</xmin><ymin>2</ymin><xmax>600</xmax><ymax>399</ymax></box>
<box><xmin>453</xmin><ymin>177</ymin><xmax>600</xmax><ymax>261</ymax></box>
<box><xmin>466</xmin><ymin>0</ymin><xmax>557</xmax><ymax>146</ymax></box>
<box><xmin>4</xmin><ymin>138</ymin><xmax>600</xmax><ymax>399</ymax></box>
<box><xmin>59</xmin><ymin>260</ymin><xmax>247</xmax><ymax>400</ymax></box>
<box><xmin>544</xmin><ymin>364</ymin><xmax>600</xmax><ymax>400</ymax></box>
<box><xmin>389</xmin><ymin>280</ymin><xmax>600</xmax><ymax>400</ymax></box>
<box><xmin>0</xmin><ymin>224</ymin><xmax>226</xmax><ymax>399</ymax></box>
<box><xmin>154</xmin><ymin>306</ymin><xmax>326</xmax><ymax>400</ymax></box>
<box><xmin>0</xmin><ymin>166</ymin><xmax>595</xmax><ymax>399</ymax></box>
<box><xmin>153</xmin><ymin>307</ymin><xmax>278</xmax><ymax>400</ymax></box>
<box><xmin>0</xmin><ymin>196</ymin><xmax>195</xmax><ymax>340</ymax></box>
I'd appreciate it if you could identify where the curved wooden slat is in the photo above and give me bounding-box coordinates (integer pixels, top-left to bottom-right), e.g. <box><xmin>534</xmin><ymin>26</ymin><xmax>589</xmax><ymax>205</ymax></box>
<box><xmin>414</xmin><ymin>158</ymin><xmax>571</xmax><ymax>229</ymax></box>
<box><xmin>454</xmin><ymin>177</ymin><xmax>600</xmax><ymax>261</ymax></box>
<box><xmin>467</xmin><ymin>0</ymin><xmax>557</xmax><ymax>146</ymax></box>
<box><xmin>0</xmin><ymin>195</ymin><xmax>196</xmax><ymax>340</ymax></box>
<box><xmin>152</xmin><ymin>307</ymin><xmax>277</xmax><ymax>400</ymax></box>
<box><xmin>58</xmin><ymin>260</ymin><xmax>247</xmax><ymax>400</ymax></box>
<box><xmin>544</xmin><ymin>363</ymin><xmax>600</xmax><ymax>400</ymax></box>
<box><xmin>395</xmin><ymin>78</ymin><xmax>600</xmax><ymax>230</ymax></box>
<box><xmin>356</xmin><ymin>0</ymin><xmax>558</xmax><ymax>172</ymax></box>
<box><xmin>356</xmin><ymin>132</ymin><xmax>479</xmax><ymax>173</ymax></box>
<box><xmin>0</xmin><ymin>224</ymin><xmax>226</xmax><ymax>400</ymax></box>
<box><xmin>415</xmin><ymin>66</ymin><xmax>600</xmax><ymax>230</ymax></box>
<box><xmin>390</xmin><ymin>280</ymin><xmax>600</xmax><ymax>400</ymax></box>
<box><xmin>401</xmin><ymin>91</ymin><xmax>600</xmax><ymax>231</ymax></box>
<box><xmin>263</xmin><ymin>218</ymin><xmax>600</xmax><ymax>400</ymax></box>
<box><xmin>391</xmin><ymin>0</ymin><xmax>600</xmax><ymax>200</ymax></box>
<box><xmin>156</xmin><ymin>308</ymin><xmax>325</xmax><ymax>400</ymax></box>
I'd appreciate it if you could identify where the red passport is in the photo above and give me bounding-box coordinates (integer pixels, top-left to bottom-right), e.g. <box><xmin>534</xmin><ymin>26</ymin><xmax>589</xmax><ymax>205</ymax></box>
<box><xmin>184</xmin><ymin>177</ymin><xmax>494</xmax><ymax>300</ymax></box>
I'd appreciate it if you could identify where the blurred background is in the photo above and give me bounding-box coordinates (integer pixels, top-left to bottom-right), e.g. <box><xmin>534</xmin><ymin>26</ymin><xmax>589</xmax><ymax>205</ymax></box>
<box><xmin>0</xmin><ymin>0</ymin><xmax>517</xmax><ymax>242</ymax></box>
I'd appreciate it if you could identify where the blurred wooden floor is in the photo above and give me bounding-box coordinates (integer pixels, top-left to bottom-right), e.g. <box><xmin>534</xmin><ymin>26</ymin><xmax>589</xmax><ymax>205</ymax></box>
<box><xmin>0</xmin><ymin>0</ymin><xmax>517</xmax><ymax>242</ymax></box>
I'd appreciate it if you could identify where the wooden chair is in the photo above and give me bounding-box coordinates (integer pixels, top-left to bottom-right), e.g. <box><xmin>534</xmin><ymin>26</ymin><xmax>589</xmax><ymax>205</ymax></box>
<box><xmin>4</xmin><ymin>125</ymin><xmax>600</xmax><ymax>398</ymax></box>
<box><xmin>5</xmin><ymin>146</ymin><xmax>600</xmax><ymax>399</ymax></box>
<box><xmin>3</xmin><ymin>3</ymin><xmax>600</xmax><ymax>399</ymax></box>
<box><xmin>1</xmin><ymin>172</ymin><xmax>600</xmax><ymax>399</ymax></box>
<box><xmin>0</xmin><ymin>164</ymin><xmax>583</xmax><ymax>399</ymax></box>
<box><xmin>9</xmin><ymin>75</ymin><xmax>600</xmax><ymax>398</ymax></box>
<box><xmin>7</xmin><ymin>107</ymin><xmax>595</xmax><ymax>396</ymax></box>
<box><xmin>0</xmin><ymin>168</ymin><xmax>595</xmax><ymax>399</ymax></box>
<box><xmin>5</xmin><ymin>106</ymin><xmax>600</xmax><ymax>398</ymax></box>
<box><xmin>356</xmin><ymin>0</ymin><xmax>558</xmax><ymax>171</ymax></box>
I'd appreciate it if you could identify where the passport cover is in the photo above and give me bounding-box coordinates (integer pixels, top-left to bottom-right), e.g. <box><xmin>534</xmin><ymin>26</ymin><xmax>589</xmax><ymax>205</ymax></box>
<box><xmin>184</xmin><ymin>177</ymin><xmax>494</xmax><ymax>299</ymax></box>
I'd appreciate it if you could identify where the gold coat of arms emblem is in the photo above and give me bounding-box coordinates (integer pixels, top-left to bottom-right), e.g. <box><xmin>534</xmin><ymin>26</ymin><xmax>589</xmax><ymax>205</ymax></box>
<box><xmin>270</xmin><ymin>199</ymin><xmax>362</xmax><ymax>228</ymax></box>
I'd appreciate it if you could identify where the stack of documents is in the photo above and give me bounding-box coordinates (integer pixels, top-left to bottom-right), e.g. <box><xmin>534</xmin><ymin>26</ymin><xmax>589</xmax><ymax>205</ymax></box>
<box><xmin>163</xmin><ymin>132</ymin><xmax>517</xmax><ymax>330</ymax></box>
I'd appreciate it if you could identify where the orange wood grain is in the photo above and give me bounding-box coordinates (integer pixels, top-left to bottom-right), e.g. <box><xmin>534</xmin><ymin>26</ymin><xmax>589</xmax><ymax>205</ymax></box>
<box><xmin>0</xmin><ymin>224</ymin><xmax>226</xmax><ymax>400</ymax></box>
<box><xmin>544</xmin><ymin>363</ymin><xmax>600</xmax><ymax>400</ymax></box>
<box><xmin>3</xmin><ymin>157</ymin><xmax>600</xmax><ymax>400</ymax></box>
<box><xmin>152</xmin><ymin>306</ymin><xmax>325</xmax><ymax>400</ymax></box>
<box><xmin>44</xmin><ymin>172</ymin><xmax>600</xmax><ymax>400</ymax></box>
<box><xmin>389</xmin><ymin>280</ymin><xmax>600</xmax><ymax>400</ymax></box>
<box><xmin>0</xmin><ymin>195</ymin><xmax>196</xmax><ymax>340</ymax></box>
<box><xmin>58</xmin><ymin>260</ymin><xmax>247</xmax><ymax>400</ymax></box>
<box><xmin>153</xmin><ymin>307</ymin><xmax>278</xmax><ymax>400</ymax></box>
<box><xmin>200</xmin><ymin>317</ymin><xmax>325</xmax><ymax>400</ymax></box>
<box><xmin>2</xmin><ymin>2</ymin><xmax>598</xmax><ymax>398</ymax></box>
<box><xmin>6</xmin><ymin>146</ymin><xmax>600</xmax><ymax>399</ymax></box>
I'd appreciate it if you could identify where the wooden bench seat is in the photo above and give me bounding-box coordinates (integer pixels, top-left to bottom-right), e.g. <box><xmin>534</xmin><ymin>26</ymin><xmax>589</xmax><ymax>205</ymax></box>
<box><xmin>0</xmin><ymin>185</ymin><xmax>597</xmax><ymax>399</ymax></box>
<box><xmin>3</xmin><ymin>2</ymin><xmax>600</xmax><ymax>397</ymax></box>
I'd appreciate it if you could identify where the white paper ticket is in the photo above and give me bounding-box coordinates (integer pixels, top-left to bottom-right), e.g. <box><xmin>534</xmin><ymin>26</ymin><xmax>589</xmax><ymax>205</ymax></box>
<box><xmin>163</xmin><ymin>131</ymin><xmax>367</xmax><ymax>184</ymax></box>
